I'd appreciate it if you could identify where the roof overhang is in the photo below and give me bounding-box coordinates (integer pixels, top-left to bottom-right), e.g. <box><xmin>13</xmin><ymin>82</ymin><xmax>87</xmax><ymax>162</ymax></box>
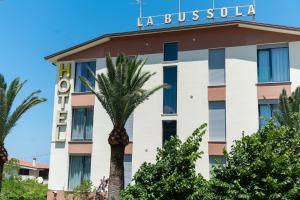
<box><xmin>45</xmin><ymin>20</ymin><xmax>300</xmax><ymax>63</ymax></box>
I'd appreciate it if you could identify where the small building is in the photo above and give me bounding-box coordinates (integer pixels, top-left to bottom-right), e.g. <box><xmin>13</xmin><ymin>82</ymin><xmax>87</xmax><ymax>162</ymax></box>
<box><xmin>8</xmin><ymin>158</ymin><xmax>49</xmax><ymax>184</ymax></box>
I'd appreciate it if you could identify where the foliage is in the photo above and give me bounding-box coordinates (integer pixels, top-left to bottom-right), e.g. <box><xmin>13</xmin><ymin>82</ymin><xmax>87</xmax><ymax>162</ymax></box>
<box><xmin>80</xmin><ymin>54</ymin><xmax>167</xmax><ymax>129</ymax></box>
<box><xmin>71</xmin><ymin>180</ymin><xmax>95</xmax><ymax>200</ymax></box>
<box><xmin>0</xmin><ymin>177</ymin><xmax>47</xmax><ymax>200</ymax></box>
<box><xmin>80</xmin><ymin>54</ymin><xmax>167</xmax><ymax>199</ymax></box>
<box><xmin>3</xmin><ymin>158</ymin><xmax>19</xmax><ymax>179</ymax></box>
<box><xmin>121</xmin><ymin>124</ymin><xmax>213</xmax><ymax>200</ymax></box>
<box><xmin>0</xmin><ymin>73</ymin><xmax>47</xmax><ymax>144</ymax></box>
<box><xmin>210</xmin><ymin>122</ymin><xmax>300</xmax><ymax>200</ymax></box>
<box><xmin>274</xmin><ymin>87</ymin><xmax>300</xmax><ymax>129</ymax></box>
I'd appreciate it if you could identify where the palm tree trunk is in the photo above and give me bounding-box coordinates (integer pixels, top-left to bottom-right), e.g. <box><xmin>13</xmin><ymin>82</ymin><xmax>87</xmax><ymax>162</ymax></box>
<box><xmin>108</xmin><ymin>144</ymin><xmax>125</xmax><ymax>200</ymax></box>
<box><xmin>0</xmin><ymin>145</ymin><xmax>8</xmax><ymax>192</ymax></box>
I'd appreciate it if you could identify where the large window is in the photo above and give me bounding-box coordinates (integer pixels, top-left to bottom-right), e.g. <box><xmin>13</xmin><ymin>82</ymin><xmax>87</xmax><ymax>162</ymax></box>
<box><xmin>164</xmin><ymin>42</ymin><xmax>178</xmax><ymax>61</ymax></box>
<box><xmin>209</xmin><ymin>101</ymin><xmax>226</xmax><ymax>142</ymax></box>
<box><xmin>72</xmin><ymin>108</ymin><xmax>93</xmax><ymax>141</ymax></box>
<box><xmin>258</xmin><ymin>45</ymin><xmax>289</xmax><ymax>83</ymax></box>
<box><xmin>209</xmin><ymin>156</ymin><xmax>226</xmax><ymax>178</ymax></box>
<box><xmin>209</xmin><ymin>49</ymin><xmax>225</xmax><ymax>86</ymax></box>
<box><xmin>68</xmin><ymin>156</ymin><xmax>91</xmax><ymax>190</ymax></box>
<box><xmin>259</xmin><ymin>101</ymin><xmax>279</xmax><ymax>128</ymax></box>
<box><xmin>163</xmin><ymin>66</ymin><xmax>177</xmax><ymax>114</ymax></box>
<box><xmin>162</xmin><ymin>120</ymin><xmax>177</xmax><ymax>145</ymax></box>
<box><xmin>75</xmin><ymin>61</ymin><xmax>96</xmax><ymax>92</ymax></box>
<box><xmin>124</xmin><ymin>155</ymin><xmax>132</xmax><ymax>187</ymax></box>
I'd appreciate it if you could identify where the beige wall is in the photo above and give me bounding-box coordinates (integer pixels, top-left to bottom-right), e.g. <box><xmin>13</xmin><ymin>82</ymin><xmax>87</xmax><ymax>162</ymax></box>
<box><xmin>225</xmin><ymin>45</ymin><xmax>259</xmax><ymax>150</ymax></box>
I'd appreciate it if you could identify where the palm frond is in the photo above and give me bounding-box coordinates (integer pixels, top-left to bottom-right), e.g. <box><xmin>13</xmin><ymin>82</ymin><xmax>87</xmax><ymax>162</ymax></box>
<box><xmin>0</xmin><ymin>74</ymin><xmax>46</xmax><ymax>143</ymax></box>
<box><xmin>80</xmin><ymin>54</ymin><xmax>167</xmax><ymax>129</ymax></box>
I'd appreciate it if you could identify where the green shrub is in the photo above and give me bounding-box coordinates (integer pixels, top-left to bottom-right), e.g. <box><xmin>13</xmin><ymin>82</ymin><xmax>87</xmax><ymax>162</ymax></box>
<box><xmin>121</xmin><ymin>124</ymin><xmax>213</xmax><ymax>200</ymax></box>
<box><xmin>0</xmin><ymin>177</ymin><xmax>47</xmax><ymax>200</ymax></box>
<box><xmin>211</xmin><ymin>122</ymin><xmax>300</xmax><ymax>200</ymax></box>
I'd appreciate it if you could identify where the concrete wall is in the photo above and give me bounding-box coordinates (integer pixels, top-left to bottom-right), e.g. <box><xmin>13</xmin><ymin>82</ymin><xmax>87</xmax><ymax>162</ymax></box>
<box><xmin>225</xmin><ymin>45</ymin><xmax>259</xmax><ymax>150</ymax></box>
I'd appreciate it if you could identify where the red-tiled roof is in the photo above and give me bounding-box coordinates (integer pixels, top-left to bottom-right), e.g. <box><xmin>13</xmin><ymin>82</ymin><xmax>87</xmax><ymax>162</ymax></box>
<box><xmin>8</xmin><ymin>157</ymin><xmax>49</xmax><ymax>170</ymax></box>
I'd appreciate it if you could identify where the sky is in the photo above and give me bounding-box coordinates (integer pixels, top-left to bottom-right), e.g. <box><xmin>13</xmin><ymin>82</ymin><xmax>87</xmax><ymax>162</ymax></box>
<box><xmin>0</xmin><ymin>0</ymin><xmax>300</xmax><ymax>165</ymax></box>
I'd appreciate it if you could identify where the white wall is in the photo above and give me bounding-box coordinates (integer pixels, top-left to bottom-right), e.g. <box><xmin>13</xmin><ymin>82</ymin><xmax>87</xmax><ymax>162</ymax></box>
<box><xmin>289</xmin><ymin>42</ymin><xmax>300</xmax><ymax>91</ymax></box>
<box><xmin>90</xmin><ymin>58</ymin><xmax>112</xmax><ymax>187</ymax></box>
<box><xmin>225</xmin><ymin>45</ymin><xmax>259</xmax><ymax>150</ymax></box>
<box><xmin>48</xmin><ymin>62</ymin><xmax>75</xmax><ymax>191</ymax></box>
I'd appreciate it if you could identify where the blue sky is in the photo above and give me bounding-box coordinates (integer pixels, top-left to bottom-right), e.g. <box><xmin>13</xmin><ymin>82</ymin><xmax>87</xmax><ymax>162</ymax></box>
<box><xmin>0</xmin><ymin>0</ymin><xmax>300</xmax><ymax>164</ymax></box>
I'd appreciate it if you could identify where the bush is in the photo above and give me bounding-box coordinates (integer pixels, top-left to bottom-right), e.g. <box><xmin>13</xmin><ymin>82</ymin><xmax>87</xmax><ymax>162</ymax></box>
<box><xmin>211</xmin><ymin>122</ymin><xmax>300</xmax><ymax>200</ymax></box>
<box><xmin>121</xmin><ymin>124</ymin><xmax>213</xmax><ymax>200</ymax></box>
<box><xmin>0</xmin><ymin>177</ymin><xmax>47</xmax><ymax>200</ymax></box>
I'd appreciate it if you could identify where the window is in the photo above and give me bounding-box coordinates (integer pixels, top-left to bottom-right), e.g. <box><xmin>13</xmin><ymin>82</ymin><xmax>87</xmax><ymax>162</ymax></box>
<box><xmin>72</xmin><ymin>108</ymin><xmax>93</xmax><ymax>141</ymax></box>
<box><xmin>209</xmin><ymin>156</ymin><xmax>226</xmax><ymax>178</ymax></box>
<box><xmin>125</xmin><ymin>114</ymin><xmax>134</xmax><ymax>141</ymax></box>
<box><xmin>209</xmin><ymin>102</ymin><xmax>226</xmax><ymax>142</ymax></box>
<box><xmin>68</xmin><ymin>156</ymin><xmax>91</xmax><ymax>190</ymax></box>
<box><xmin>162</xmin><ymin>120</ymin><xmax>177</xmax><ymax>145</ymax></box>
<box><xmin>209</xmin><ymin>49</ymin><xmax>225</xmax><ymax>85</ymax></box>
<box><xmin>164</xmin><ymin>42</ymin><xmax>178</xmax><ymax>61</ymax></box>
<box><xmin>259</xmin><ymin>101</ymin><xmax>279</xmax><ymax>128</ymax></box>
<box><xmin>124</xmin><ymin>155</ymin><xmax>132</xmax><ymax>187</ymax></box>
<box><xmin>163</xmin><ymin>66</ymin><xmax>177</xmax><ymax>114</ymax></box>
<box><xmin>75</xmin><ymin>61</ymin><xmax>96</xmax><ymax>92</ymax></box>
<box><xmin>258</xmin><ymin>45</ymin><xmax>289</xmax><ymax>83</ymax></box>
<box><xmin>19</xmin><ymin>169</ymin><xmax>30</xmax><ymax>176</ymax></box>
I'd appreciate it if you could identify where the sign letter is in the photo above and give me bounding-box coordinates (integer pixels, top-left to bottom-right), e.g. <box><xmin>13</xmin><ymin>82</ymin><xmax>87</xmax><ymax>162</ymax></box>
<box><xmin>56</xmin><ymin>111</ymin><xmax>68</xmax><ymax>126</ymax></box>
<box><xmin>221</xmin><ymin>8</ymin><xmax>228</xmax><ymax>18</ymax></box>
<box><xmin>207</xmin><ymin>9</ymin><xmax>214</xmax><ymax>19</ymax></box>
<box><xmin>178</xmin><ymin>12</ymin><xmax>186</xmax><ymax>22</ymax></box>
<box><xmin>248</xmin><ymin>5</ymin><xmax>256</xmax><ymax>16</ymax></box>
<box><xmin>147</xmin><ymin>17</ymin><xmax>154</xmax><ymax>26</ymax></box>
<box><xmin>57</xmin><ymin>79</ymin><xmax>71</xmax><ymax>94</ymax></box>
<box><xmin>59</xmin><ymin>63</ymin><xmax>71</xmax><ymax>79</ymax></box>
<box><xmin>192</xmin><ymin>10</ymin><xmax>200</xmax><ymax>21</ymax></box>
<box><xmin>236</xmin><ymin>6</ymin><xmax>243</xmax><ymax>17</ymax></box>
<box><xmin>137</xmin><ymin>17</ymin><xmax>143</xmax><ymax>27</ymax></box>
<box><xmin>165</xmin><ymin>14</ymin><xmax>172</xmax><ymax>24</ymax></box>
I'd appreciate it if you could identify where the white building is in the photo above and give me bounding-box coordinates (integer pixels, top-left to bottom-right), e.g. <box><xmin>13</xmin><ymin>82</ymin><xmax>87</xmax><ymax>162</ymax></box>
<box><xmin>45</xmin><ymin>20</ymin><xmax>300</xmax><ymax>199</ymax></box>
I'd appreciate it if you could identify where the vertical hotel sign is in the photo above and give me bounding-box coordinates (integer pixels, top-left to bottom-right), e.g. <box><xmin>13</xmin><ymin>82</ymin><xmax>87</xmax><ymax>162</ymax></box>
<box><xmin>56</xmin><ymin>63</ymin><xmax>71</xmax><ymax>142</ymax></box>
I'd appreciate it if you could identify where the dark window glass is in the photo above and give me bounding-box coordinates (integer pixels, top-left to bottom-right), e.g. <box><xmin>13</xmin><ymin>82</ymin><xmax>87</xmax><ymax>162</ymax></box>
<box><xmin>72</xmin><ymin>108</ymin><xmax>93</xmax><ymax>141</ymax></box>
<box><xmin>68</xmin><ymin>156</ymin><xmax>91</xmax><ymax>190</ymax></box>
<box><xmin>162</xmin><ymin>120</ymin><xmax>177</xmax><ymax>145</ymax></box>
<box><xmin>164</xmin><ymin>42</ymin><xmax>178</xmax><ymax>61</ymax></box>
<box><xmin>209</xmin><ymin>101</ymin><xmax>226</xmax><ymax>142</ymax></box>
<box><xmin>258</xmin><ymin>47</ymin><xmax>289</xmax><ymax>83</ymax></box>
<box><xmin>209</xmin><ymin>49</ymin><xmax>225</xmax><ymax>85</ymax></box>
<box><xmin>209</xmin><ymin>156</ymin><xmax>226</xmax><ymax>178</ymax></box>
<box><xmin>163</xmin><ymin>66</ymin><xmax>177</xmax><ymax>114</ymax></box>
<box><xmin>19</xmin><ymin>169</ymin><xmax>30</xmax><ymax>176</ymax></box>
<box><xmin>259</xmin><ymin>103</ymin><xmax>279</xmax><ymax>128</ymax></box>
<box><xmin>124</xmin><ymin>155</ymin><xmax>132</xmax><ymax>187</ymax></box>
<box><xmin>39</xmin><ymin>169</ymin><xmax>49</xmax><ymax>180</ymax></box>
<box><xmin>75</xmin><ymin>61</ymin><xmax>96</xmax><ymax>92</ymax></box>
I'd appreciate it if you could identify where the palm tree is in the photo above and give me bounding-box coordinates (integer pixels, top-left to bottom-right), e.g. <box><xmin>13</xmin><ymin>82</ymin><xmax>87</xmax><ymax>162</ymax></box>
<box><xmin>274</xmin><ymin>87</ymin><xmax>300</xmax><ymax>129</ymax></box>
<box><xmin>0</xmin><ymin>74</ymin><xmax>46</xmax><ymax>191</ymax></box>
<box><xmin>80</xmin><ymin>54</ymin><xmax>167</xmax><ymax>200</ymax></box>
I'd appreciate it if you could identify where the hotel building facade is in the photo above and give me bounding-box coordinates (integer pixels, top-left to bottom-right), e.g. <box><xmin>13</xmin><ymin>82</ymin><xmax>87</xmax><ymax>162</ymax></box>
<box><xmin>45</xmin><ymin>21</ymin><xmax>300</xmax><ymax>199</ymax></box>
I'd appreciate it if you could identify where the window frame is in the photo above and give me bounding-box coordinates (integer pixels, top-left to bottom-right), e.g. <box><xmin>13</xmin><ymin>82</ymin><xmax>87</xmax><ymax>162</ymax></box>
<box><xmin>209</xmin><ymin>101</ymin><xmax>226</xmax><ymax>142</ymax></box>
<box><xmin>208</xmin><ymin>48</ymin><xmax>226</xmax><ymax>86</ymax></box>
<box><xmin>257</xmin><ymin>45</ymin><xmax>290</xmax><ymax>83</ymax></box>
<box><xmin>74</xmin><ymin>61</ymin><xmax>96</xmax><ymax>93</ymax></box>
<box><xmin>68</xmin><ymin>155</ymin><xmax>91</xmax><ymax>191</ymax></box>
<box><xmin>163</xmin><ymin>42</ymin><xmax>179</xmax><ymax>62</ymax></box>
<box><xmin>258</xmin><ymin>100</ymin><xmax>279</xmax><ymax>128</ymax></box>
<box><xmin>163</xmin><ymin>65</ymin><xmax>178</xmax><ymax>115</ymax></box>
<box><xmin>162</xmin><ymin>120</ymin><xmax>177</xmax><ymax>145</ymax></box>
<box><xmin>71</xmin><ymin>107</ymin><xmax>94</xmax><ymax>141</ymax></box>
